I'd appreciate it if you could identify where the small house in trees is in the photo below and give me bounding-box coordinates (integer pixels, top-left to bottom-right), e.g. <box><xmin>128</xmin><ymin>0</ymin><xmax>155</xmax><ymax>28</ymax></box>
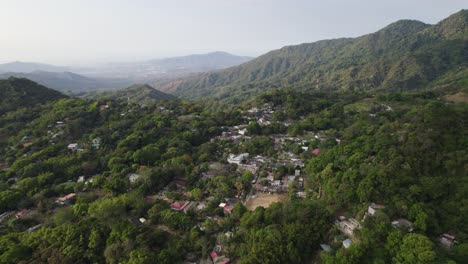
<box><xmin>391</xmin><ymin>218</ymin><xmax>414</xmax><ymax>232</ymax></box>
<box><xmin>171</xmin><ymin>201</ymin><xmax>194</xmax><ymax>213</ymax></box>
<box><xmin>210</xmin><ymin>245</ymin><xmax>223</xmax><ymax>260</ymax></box>
<box><xmin>92</xmin><ymin>138</ymin><xmax>101</xmax><ymax>148</ymax></box>
<box><xmin>173</xmin><ymin>178</ymin><xmax>187</xmax><ymax>189</ymax></box>
<box><xmin>320</xmin><ymin>244</ymin><xmax>332</xmax><ymax>252</ymax></box>
<box><xmin>227</xmin><ymin>153</ymin><xmax>249</xmax><ymax>165</ymax></box>
<box><xmin>312</xmin><ymin>148</ymin><xmax>320</xmax><ymax>156</ymax></box>
<box><xmin>99</xmin><ymin>104</ymin><xmax>109</xmax><ymax>110</ymax></box>
<box><xmin>335</xmin><ymin>217</ymin><xmax>361</xmax><ymax>236</ymax></box>
<box><xmin>127</xmin><ymin>173</ymin><xmax>142</xmax><ymax>184</ymax></box>
<box><xmin>67</xmin><ymin>143</ymin><xmax>83</xmax><ymax>152</ymax></box>
<box><xmin>215</xmin><ymin>257</ymin><xmax>231</xmax><ymax>264</ymax></box>
<box><xmin>223</xmin><ymin>205</ymin><xmax>234</xmax><ymax>215</ymax></box>
<box><xmin>27</xmin><ymin>224</ymin><xmax>42</xmax><ymax>233</ymax></box>
<box><xmin>56</xmin><ymin>193</ymin><xmax>76</xmax><ymax>205</ymax></box>
<box><xmin>438</xmin><ymin>233</ymin><xmax>456</xmax><ymax>248</ymax></box>
<box><xmin>15</xmin><ymin>209</ymin><xmax>30</xmax><ymax>219</ymax></box>
<box><xmin>343</xmin><ymin>238</ymin><xmax>352</xmax><ymax>248</ymax></box>
<box><xmin>368</xmin><ymin>203</ymin><xmax>385</xmax><ymax>216</ymax></box>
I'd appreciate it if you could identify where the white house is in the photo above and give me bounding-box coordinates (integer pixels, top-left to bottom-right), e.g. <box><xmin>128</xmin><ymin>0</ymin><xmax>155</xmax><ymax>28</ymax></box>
<box><xmin>343</xmin><ymin>238</ymin><xmax>352</xmax><ymax>248</ymax></box>
<box><xmin>392</xmin><ymin>219</ymin><xmax>414</xmax><ymax>232</ymax></box>
<box><xmin>127</xmin><ymin>173</ymin><xmax>142</xmax><ymax>183</ymax></box>
<box><xmin>68</xmin><ymin>143</ymin><xmax>83</xmax><ymax>152</ymax></box>
<box><xmin>238</xmin><ymin>128</ymin><xmax>248</xmax><ymax>135</ymax></box>
<box><xmin>368</xmin><ymin>203</ymin><xmax>385</xmax><ymax>216</ymax></box>
<box><xmin>92</xmin><ymin>138</ymin><xmax>101</xmax><ymax>148</ymax></box>
<box><xmin>227</xmin><ymin>153</ymin><xmax>249</xmax><ymax>165</ymax></box>
<box><xmin>335</xmin><ymin>218</ymin><xmax>361</xmax><ymax>236</ymax></box>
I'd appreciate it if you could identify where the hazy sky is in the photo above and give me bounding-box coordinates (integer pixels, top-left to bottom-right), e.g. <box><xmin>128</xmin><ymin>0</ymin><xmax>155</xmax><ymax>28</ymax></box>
<box><xmin>0</xmin><ymin>0</ymin><xmax>465</xmax><ymax>65</ymax></box>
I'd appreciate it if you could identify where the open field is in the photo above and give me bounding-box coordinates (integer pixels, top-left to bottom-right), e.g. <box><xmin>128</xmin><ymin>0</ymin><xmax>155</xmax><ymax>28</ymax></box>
<box><xmin>245</xmin><ymin>192</ymin><xmax>288</xmax><ymax>211</ymax></box>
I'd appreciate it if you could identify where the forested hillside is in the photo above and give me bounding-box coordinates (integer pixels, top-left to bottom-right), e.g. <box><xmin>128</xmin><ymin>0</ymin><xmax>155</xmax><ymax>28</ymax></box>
<box><xmin>0</xmin><ymin>77</ymin><xmax>466</xmax><ymax>263</ymax></box>
<box><xmin>158</xmin><ymin>10</ymin><xmax>467</xmax><ymax>102</ymax></box>
<box><xmin>0</xmin><ymin>77</ymin><xmax>66</xmax><ymax>115</ymax></box>
<box><xmin>81</xmin><ymin>84</ymin><xmax>176</xmax><ymax>104</ymax></box>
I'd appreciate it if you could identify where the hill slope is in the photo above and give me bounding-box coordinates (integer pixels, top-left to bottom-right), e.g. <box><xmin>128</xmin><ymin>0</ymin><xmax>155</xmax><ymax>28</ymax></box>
<box><xmin>0</xmin><ymin>77</ymin><xmax>67</xmax><ymax>114</ymax></box>
<box><xmin>160</xmin><ymin>10</ymin><xmax>467</xmax><ymax>101</ymax></box>
<box><xmin>82</xmin><ymin>84</ymin><xmax>176</xmax><ymax>104</ymax></box>
<box><xmin>0</xmin><ymin>71</ymin><xmax>132</xmax><ymax>93</ymax></box>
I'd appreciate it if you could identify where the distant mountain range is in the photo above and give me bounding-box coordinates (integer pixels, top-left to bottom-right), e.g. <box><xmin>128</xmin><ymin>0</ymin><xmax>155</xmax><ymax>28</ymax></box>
<box><xmin>77</xmin><ymin>51</ymin><xmax>253</xmax><ymax>81</ymax></box>
<box><xmin>0</xmin><ymin>77</ymin><xmax>67</xmax><ymax>115</ymax></box>
<box><xmin>0</xmin><ymin>71</ymin><xmax>132</xmax><ymax>94</ymax></box>
<box><xmin>155</xmin><ymin>10</ymin><xmax>467</xmax><ymax>102</ymax></box>
<box><xmin>0</xmin><ymin>61</ymin><xmax>69</xmax><ymax>73</ymax></box>
<box><xmin>0</xmin><ymin>52</ymin><xmax>253</xmax><ymax>94</ymax></box>
<box><xmin>148</xmin><ymin>51</ymin><xmax>253</xmax><ymax>72</ymax></box>
<box><xmin>82</xmin><ymin>84</ymin><xmax>176</xmax><ymax>104</ymax></box>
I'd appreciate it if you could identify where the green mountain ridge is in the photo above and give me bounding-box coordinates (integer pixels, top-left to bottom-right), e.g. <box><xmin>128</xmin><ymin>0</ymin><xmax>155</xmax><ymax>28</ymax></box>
<box><xmin>0</xmin><ymin>77</ymin><xmax>67</xmax><ymax>115</ymax></box>
<box><xmin>82</xmin><ymin>84</ymin><xmax>176</xmax><ymax>104</ymax></box>
<box><xmin>158</xmin><ymin>10</ymin><xmax>467</xmax><ymax>102</ymax></box>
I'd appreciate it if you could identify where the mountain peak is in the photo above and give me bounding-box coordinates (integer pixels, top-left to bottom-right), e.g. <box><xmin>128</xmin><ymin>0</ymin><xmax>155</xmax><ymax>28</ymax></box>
<box><xmin>429</xmin><ymin>9</ymin><xmax>467</xmax><ymax>39</ymax></box>
<box><xmin>378</xmin><ymin>19</ymin><xmax>430</xmax><ymax>36</ymax></box>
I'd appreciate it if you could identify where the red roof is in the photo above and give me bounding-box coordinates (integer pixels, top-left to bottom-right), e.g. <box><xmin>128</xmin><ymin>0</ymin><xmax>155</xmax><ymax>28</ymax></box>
<box><xmin>210</xmin><ymin>251</ymin><xmax>221</xmax><ymax>260</ymax></box>
<box><xmin>63</xmin><ymin>193</ymin><xmax>76</xmax><ymax>199</ymax></box>
<box><xmin>223</xmin><ymin>205</ymin><xmax>234</xmax><ymax>214</ymax></box>
<box><xmin>144</xmin><ymin>196</ymin><xmax>155</xmax><ymax>203</ymax></box>
<box><xmin>255</xmin><ymin>183</ymin><xmax>263</xmax><ymax>191</ymax></box>
<box><xmin>218</xmin><ymin>258</ymin><xmax>231</xmax><ymax>264</ymax></box>
<box><xmin>170</xmin><ymin>201</ymin><xmax>190</xmax><ymax>211</ymax></box>
<box><xmin>173</xmin><ymin>178</ymin><xmax>187</xmax><ymax>187</ymax></box>
<box><xmin>312</xmin><ymin>148</ymin><xmax>320</xmax><ymax>156</ymax></box>
<box><xmin>15</xmin><ymin>209</ymin><xmax>29</xmax><ymax>218</ymax></box>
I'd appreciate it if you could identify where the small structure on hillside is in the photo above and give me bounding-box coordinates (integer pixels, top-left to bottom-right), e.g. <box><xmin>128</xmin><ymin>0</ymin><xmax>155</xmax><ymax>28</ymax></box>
<box><xmin>227</xmin><ymin>153</ymin><xmax>249</xmax><ymax>165</ymax></box>
<box><xmin>127</xmin><ymin>173</ymin><xmax>142</xmax><ymax>184</ymax></box>
<box><xmin>223</xmin><ymin>205</ymin><xmax>234</xmax><ymax>215</ymax></box>
<box><xmin>92</xmin><ymin>138</ymin><xmax>101</xmax><ymax>148</ymax></box>
<box><xmin>438</xmin><ymin>233</ymin><xmax>456</xmax><ymax>248</ymax></box>
<box><xmin>392</xmin><ymin>218</ymin><xmax>414</xmax><ymax>232</ymax></box>
<box><xmin>343</xmin><ymin>238</ymin><xmax>352</xmax><ymax>248</ymax></box>
<box><xmin>56</xmin><ymin>193</ymin><xmax>76</xmax><ymax>205</ymax></box>
<box><xmin>368</xmin><ymin>203</ymin><xmax>385</xmax><ymax>216</ymax></box>
<box><xmin>15</xmin><ymin>209</ymin><xmax>30</xmax><ymax>219</ymax></box>
<box><xmin>320</xmin><ymin>244</ymin><xmax>332</xmax><ymax>252</ymax></box>
<box><xmin>68</xmin><ymin>143</ymin><xmax>83</xmax><ymax>152</ymax></box>
<box><xmin>171</xmin><ymin>201</ymin><xmax>195</xmax><ymax>213</ymax></box>
<box><xmin>312</xmin><ymin>148</ymin><xmax>320</xmax><ymax>156</ymax></box>
<box><xmin>335</xmin><ymin>217</ymin><xmax>361</xmax><ymax>236</ymax></box>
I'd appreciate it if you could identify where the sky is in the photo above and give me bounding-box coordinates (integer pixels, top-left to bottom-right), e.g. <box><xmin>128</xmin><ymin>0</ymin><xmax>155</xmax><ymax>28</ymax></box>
<box><xmin>0</xmin><ymin>0</ymin><xmax>466</xmax><ymax>65</ymax></box>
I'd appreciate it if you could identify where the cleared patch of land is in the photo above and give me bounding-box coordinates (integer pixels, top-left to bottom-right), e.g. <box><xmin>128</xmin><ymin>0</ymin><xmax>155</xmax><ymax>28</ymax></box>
<box><xmin>245</xmin><ymin>192</ymin><xmax>288</xmax><ymax>211</ymax></box>
<box><xmin>444</xmin><ymin>92</ymin><xmax>468</xmax><ymax>103</ymax></box>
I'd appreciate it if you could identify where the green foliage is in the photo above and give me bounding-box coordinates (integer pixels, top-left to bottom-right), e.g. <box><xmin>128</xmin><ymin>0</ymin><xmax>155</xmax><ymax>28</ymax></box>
<box><xmin>394</xmin><ymin>233</ymin><xmax>436</xmax><ymax>264</ymax></box>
